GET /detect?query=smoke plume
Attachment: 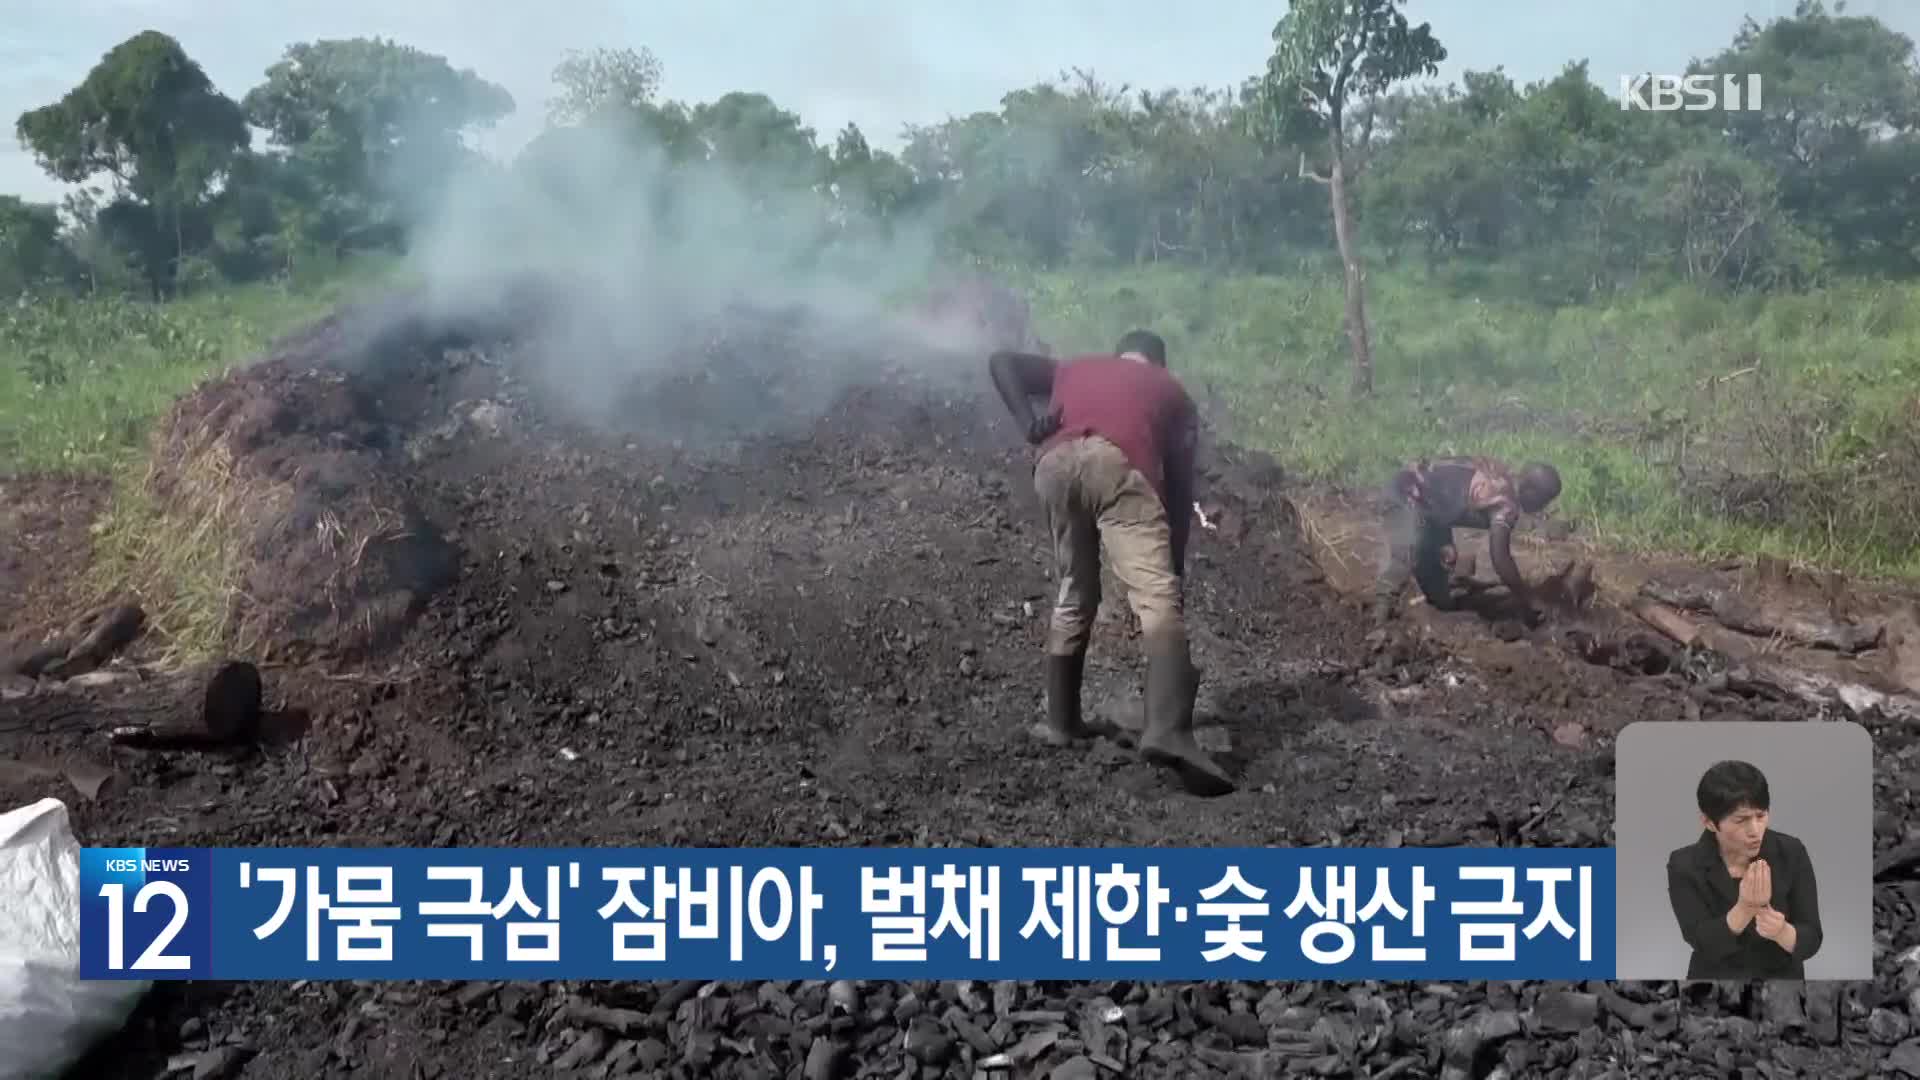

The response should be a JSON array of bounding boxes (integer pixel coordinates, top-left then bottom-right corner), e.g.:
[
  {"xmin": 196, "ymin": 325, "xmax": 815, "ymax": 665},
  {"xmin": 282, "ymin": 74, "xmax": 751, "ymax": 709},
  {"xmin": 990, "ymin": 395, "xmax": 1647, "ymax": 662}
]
[{"xmin": 392, "ymin": 110, "xmax": 1010, "ymax": 445}]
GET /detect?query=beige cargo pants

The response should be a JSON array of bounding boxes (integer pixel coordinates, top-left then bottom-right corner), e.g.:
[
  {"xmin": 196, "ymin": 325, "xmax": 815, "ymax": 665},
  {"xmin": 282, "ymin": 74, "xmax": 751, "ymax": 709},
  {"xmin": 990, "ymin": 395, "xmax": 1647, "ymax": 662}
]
[{"xmin": 1033, "ymin": 435, "xmax": 1183, "ymax": 656}]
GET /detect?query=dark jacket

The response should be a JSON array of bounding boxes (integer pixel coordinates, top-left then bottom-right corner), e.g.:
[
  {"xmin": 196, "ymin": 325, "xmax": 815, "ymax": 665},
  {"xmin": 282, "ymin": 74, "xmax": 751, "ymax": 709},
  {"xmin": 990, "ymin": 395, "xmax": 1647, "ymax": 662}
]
[{"xmin": 1666, "ymin": 827, "xmax": 1823, "ymax": 980}]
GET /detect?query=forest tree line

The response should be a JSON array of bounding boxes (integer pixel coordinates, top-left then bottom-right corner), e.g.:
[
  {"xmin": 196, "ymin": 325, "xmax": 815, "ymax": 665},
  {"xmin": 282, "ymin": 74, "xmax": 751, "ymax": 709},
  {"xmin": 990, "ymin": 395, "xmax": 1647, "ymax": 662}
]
[{"xmin": 2, "ymin": 0, "xmax": 1915, "ymax": 313}]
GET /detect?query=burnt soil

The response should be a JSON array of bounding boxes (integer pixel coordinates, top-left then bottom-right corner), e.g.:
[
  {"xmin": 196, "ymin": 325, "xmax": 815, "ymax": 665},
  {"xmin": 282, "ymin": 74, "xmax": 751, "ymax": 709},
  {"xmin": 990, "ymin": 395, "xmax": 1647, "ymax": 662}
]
[{"xmin": 5, "ymin": 294, "xmax": 1920, "ymax": 1080}]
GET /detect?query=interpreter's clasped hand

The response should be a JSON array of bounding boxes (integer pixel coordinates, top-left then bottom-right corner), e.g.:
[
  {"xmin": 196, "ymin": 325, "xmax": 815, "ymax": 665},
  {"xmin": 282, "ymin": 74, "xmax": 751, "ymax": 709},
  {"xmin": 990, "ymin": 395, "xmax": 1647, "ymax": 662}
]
[
  {"xmin": 1754, "ymin": 907, "xmax": 1788, "ymax": 940},
  {"xmin": 1738, "ymin": 858, "xmax": 1773, "ymax": 911}
]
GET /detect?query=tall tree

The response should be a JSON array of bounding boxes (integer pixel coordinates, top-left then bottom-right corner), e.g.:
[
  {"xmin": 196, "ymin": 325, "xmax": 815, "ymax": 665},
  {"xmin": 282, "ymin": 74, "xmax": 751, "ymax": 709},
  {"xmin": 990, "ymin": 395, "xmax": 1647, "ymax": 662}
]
[
  {"xmin": 829, "ymin": 123, "xmax": 919, "ymax": 224},
  {"xmin": 1262, "ymin": 0, "xmax": 1446, "ymax": 396},
  {"xmin": 243, "ymin": 37, "xmax": 514, "ymax": 249},
  {"xmin": 15, "ymin": 30, "xmax": 249, "ymax": 296},
  {"xmin": 546, "ymin": 46, "xmax": 664, "ymax": 126},
  {"xmin": 690, "ymin": 92, "xmax": 828, "ymax": 183},
  {"xmin": 1702, "ymin": 0, "xmax": 1920, "ymax": 275}
]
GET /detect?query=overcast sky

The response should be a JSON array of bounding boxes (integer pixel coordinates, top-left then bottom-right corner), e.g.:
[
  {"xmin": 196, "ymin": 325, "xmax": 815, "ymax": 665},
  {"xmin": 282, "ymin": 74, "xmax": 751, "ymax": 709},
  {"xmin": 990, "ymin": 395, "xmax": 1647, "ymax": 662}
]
[{"xmin": 5, "ymin": 1, "xmax": 1915, "ymax": 203}]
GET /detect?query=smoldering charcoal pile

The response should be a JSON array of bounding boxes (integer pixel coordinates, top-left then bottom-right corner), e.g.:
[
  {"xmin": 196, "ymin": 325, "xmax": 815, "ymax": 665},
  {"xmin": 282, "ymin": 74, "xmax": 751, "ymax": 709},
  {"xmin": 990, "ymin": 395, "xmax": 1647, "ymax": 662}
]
[{"xmin": 8, "ymin": 292, "xmax": 1913, "ymax": 1079}]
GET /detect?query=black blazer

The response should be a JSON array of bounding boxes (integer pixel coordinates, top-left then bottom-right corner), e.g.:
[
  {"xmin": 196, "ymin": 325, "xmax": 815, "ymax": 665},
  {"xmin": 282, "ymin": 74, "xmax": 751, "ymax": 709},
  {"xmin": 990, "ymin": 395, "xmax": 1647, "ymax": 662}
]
[{"xmin": 1666, "ymin": 827, "xmax": 1823, "ymax": 980}]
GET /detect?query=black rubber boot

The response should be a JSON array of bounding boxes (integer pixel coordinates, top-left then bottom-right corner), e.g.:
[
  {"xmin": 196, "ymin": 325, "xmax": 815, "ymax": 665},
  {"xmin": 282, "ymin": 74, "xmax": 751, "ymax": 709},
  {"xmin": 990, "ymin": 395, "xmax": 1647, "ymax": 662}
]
[
  {"xmin": 1139, "ymin": 631, "xmax": 1234, "ymax": 797},
  {"xmin": 1043, "ymin": 651, "xmax": 1090, "ymax": 746}
]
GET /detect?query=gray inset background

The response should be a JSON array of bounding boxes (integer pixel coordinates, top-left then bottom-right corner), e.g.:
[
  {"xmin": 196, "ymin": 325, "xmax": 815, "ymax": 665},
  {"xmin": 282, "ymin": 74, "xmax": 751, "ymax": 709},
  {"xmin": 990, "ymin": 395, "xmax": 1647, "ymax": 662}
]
[{"xmin": 1614, "ymin": 720, "xmax": 1873, "ymax": 981}]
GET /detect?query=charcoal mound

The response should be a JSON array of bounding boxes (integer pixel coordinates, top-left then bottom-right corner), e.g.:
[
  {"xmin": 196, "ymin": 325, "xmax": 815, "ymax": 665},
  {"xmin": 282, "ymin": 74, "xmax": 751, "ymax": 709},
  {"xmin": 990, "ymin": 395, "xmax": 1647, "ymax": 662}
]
[
  {"xmin": 10, "ymin": 279, "xmax": 1918, "ymax": 1077},
  {"xmin": 130, "ymin": 277, "xmax": 592, "ymax": 662},
  {"xmin": 145, "ymin": 357, "xmax": 457, "ymax": 661}
]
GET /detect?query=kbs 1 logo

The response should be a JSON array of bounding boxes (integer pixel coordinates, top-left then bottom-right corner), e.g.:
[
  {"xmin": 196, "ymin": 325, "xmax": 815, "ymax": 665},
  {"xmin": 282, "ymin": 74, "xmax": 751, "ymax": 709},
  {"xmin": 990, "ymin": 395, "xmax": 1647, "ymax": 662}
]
[{"xmin": 1619, "ymin": 74, "xmax": 1764, "ymax": 112}]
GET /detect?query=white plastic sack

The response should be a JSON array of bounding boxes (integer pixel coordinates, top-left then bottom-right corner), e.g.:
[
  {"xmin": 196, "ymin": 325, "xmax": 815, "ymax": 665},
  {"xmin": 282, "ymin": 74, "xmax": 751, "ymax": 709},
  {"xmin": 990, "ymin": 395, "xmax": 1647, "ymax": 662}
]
[{"xmin": 0, "ymin": 798, "xmax": 149, "ymax": 1080}]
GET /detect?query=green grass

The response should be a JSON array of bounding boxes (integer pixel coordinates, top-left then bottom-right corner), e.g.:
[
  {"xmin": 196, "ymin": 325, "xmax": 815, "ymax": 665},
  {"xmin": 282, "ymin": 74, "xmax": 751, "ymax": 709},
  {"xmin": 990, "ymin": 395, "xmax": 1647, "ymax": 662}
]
[
  {"xmin": 0, "ymin": 258, "xmax": 402, "ymax": 657},
  {"xmin": 0, "ymin": 256, "xmax": 398, "ymax": 473},
  {"xmin": 82, "ymin": 456, "xmax": 252, "ymax": 662},
  {"xmin": 1010, "ymin": 263, "xmax": 1920, "ymax": 579},
  {"xmin": 7, "ymin": 254, "xmax": 1920, "ymax": 586}
]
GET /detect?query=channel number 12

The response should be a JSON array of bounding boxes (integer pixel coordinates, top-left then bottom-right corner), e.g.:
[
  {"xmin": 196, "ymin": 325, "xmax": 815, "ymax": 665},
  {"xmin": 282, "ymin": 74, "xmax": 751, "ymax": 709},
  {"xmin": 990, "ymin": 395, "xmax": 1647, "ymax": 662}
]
[{"xmin": 97, "ymin": 881, "xmax": 192, "ymax": 970}]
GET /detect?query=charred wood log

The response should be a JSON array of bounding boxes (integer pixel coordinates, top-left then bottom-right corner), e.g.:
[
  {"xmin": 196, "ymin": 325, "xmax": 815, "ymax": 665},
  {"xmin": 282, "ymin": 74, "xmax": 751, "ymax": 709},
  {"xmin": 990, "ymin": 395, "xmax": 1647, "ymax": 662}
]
[
  {"xmin": 1638, "ymin": 578, "xmax": 1881, "ymax": 653},
  {"xmin": 1627, "ymin": 598, "xmax": 1920, "ymax": 722},
  {"xmin": 1, "ymin": 601, "xmax": 146, "ymax": 679},
  {"xmin": 3, "ymin": 660, "xmax": 264, "ymax": 748},
  {"xmin": 1720, "ymin": 660, "xmax": 1920, "ymax": 724}
]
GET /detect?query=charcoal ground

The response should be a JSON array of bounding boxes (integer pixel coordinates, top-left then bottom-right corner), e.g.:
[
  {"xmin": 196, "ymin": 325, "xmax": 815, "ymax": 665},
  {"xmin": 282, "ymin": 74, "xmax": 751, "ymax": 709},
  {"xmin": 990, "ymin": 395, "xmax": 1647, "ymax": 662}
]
[{"xmin": 5, "ymin": 301, "xmax": 1920, "ymax": 1080}]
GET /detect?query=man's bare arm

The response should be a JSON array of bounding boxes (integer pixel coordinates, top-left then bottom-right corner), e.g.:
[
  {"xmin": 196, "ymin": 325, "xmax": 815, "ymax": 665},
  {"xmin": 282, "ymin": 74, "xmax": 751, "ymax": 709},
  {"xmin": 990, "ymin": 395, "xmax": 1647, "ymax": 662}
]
[
  {"xmin": 1488, "ymin": 516, "xmax": 1530, "ymax": 604},
  {"xmin": 1164, "ymin": 411, "xmax": 1198, "ymax": 578},
  {"xmin": 987, "ymin": 350, "xmax": 1058, "ymax": 442}
]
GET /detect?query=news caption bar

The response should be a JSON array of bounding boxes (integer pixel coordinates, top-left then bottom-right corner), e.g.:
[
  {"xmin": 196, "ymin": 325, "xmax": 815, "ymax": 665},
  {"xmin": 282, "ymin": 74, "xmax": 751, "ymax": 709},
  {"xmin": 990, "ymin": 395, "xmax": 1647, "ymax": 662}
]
[{"xmin": 80, "ymin": 848, "xmax": 1615, "ymax": 981}]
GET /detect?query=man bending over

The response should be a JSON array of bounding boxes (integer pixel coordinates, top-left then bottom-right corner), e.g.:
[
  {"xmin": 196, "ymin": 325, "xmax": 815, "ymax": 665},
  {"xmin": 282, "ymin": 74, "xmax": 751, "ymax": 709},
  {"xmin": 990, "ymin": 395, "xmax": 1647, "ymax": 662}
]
[
  {"xmin": 1372, "ymin": 455, "xmax": 1562, "ymax": 624},
  {"xmin": 988, "ymin": 330, "xmax": 1233, "ymax": 797}
]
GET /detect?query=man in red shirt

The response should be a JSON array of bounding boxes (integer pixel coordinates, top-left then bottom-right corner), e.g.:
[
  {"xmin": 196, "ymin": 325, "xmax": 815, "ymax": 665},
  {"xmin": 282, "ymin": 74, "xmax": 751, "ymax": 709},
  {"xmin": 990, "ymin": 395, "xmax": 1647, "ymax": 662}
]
[{"xmin": 988, "ymin": 330, "xmax": 1234, "ymax": 797}]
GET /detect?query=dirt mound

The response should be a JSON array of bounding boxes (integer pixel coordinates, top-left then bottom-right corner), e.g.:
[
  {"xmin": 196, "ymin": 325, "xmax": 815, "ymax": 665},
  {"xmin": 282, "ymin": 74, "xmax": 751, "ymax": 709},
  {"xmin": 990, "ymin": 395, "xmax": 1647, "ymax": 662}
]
[
  {"xmin": 126, "ymin": 275, "xmax": 1028, "ymax": 661},
  {"xmin": 4, "ymin": 284, "xmax": 1915, "ymax": 1077},
  {"xmin": 597, "ymin": 303, "xmax": 987, "ymax": 451},
  {"xmin": 115, "ymin": 282, "xmax": 570, "ymax": 660},
  {"xmin": 142, "ymin": 357, "xmax": 457, "ymax": 660},
  {"xmin": 0, "ymin": 473, "xmax": 108, "ymax": 650}
]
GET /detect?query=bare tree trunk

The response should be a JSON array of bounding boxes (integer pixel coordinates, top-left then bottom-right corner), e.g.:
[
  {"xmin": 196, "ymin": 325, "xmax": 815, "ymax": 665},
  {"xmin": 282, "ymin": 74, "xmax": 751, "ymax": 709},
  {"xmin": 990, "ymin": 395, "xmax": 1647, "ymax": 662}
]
[
  {"xmin": 1324, "ymin": 130, "xmax": 1374, "ymax": 397},
  {"xmin": 170, "ymin": 201, "xmax": 184, "ymax": 299}
]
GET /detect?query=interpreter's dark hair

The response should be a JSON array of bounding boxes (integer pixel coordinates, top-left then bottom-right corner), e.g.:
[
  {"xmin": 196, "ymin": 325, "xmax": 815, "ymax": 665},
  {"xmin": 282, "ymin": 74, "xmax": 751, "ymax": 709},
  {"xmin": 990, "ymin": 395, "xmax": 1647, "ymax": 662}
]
[
  {"xmin": 1697, "ymin": 759, "xmax": 1770, "ymax": 823},
  {"xmin": 1115, "ymin": 329, "xmax": 1168, "ymax": 368},
  {"xmin": 1517, "ymin": 462, "xmax": 1562, "ymax": 511}
]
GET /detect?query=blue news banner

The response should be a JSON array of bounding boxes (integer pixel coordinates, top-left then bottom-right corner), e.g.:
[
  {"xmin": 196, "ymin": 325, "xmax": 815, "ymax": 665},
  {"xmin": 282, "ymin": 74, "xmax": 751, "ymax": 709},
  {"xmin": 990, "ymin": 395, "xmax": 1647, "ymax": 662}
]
[{"xmin": 79, "ymin": 847, "xmax": 1616, "ymax": 982}]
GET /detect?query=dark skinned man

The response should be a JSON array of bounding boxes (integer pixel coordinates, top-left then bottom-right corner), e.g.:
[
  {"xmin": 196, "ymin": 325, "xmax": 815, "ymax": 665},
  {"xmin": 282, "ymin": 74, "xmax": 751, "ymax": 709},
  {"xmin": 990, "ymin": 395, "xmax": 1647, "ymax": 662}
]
[
  {"xmin": 1371, "ymin": 455, "xmax": 1563, "ymax": 624},
  {"xmin": 988, "ymin": 330, "xmax": 1234, "ymax": 798}
]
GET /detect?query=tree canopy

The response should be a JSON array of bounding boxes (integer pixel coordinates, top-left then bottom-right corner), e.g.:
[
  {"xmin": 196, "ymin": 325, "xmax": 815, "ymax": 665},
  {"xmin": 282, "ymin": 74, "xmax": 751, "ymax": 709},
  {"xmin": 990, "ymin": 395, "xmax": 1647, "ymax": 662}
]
[
  {"xmin": 15, "ymin": 30, "xmax": 249, "ymax": 295},
  {"xmin": 6, "ymin": 5, "xmax": 1919, "ymax": 305}
]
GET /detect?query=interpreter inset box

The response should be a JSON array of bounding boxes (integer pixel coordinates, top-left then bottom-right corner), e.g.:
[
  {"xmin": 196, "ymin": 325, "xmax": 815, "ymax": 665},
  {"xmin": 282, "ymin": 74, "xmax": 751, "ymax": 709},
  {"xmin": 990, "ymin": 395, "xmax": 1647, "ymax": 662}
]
[{"xmin": 1613, "ymin": 720, "xmax": 1872, "ymax": 981}]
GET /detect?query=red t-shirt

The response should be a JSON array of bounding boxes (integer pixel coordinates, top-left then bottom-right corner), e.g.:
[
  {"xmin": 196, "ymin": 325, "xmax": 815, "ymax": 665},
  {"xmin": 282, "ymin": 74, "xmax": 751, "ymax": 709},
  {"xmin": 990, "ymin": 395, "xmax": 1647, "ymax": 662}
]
[{"xmin": 1040, "ymin": 355, "xmax": 1197, "ymax": 509}]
